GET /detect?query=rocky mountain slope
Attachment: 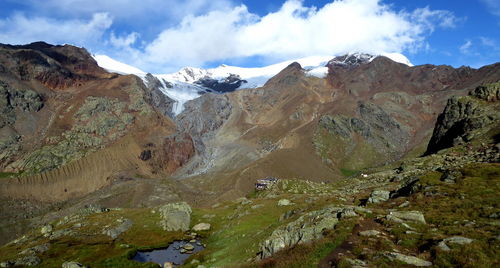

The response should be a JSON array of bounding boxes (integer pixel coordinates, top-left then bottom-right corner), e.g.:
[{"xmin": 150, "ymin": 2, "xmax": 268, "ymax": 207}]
[
  {"xmin": 163, "ymin": 55, "xmax": 499, "ymax": 204},
  {"xmin": 0, "ymin": 42, "xmax": 499, "ymax": 267},
  {"xmin": 0, "ymin": 42, "xmax": 195, "ymax": 243},
  {"xmin": 0, "ymin": 83, "xmax": 498, "ymax": 267}
]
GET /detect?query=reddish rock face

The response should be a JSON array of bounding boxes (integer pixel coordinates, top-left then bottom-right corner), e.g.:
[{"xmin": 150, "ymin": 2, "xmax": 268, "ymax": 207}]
[
  {"xmin": 154, "ymin": 134, "xmax": 196, "ymax": 174},
  {"xmin": 327, "ymin": 56, "xmax": 500, "ymax": 95}
]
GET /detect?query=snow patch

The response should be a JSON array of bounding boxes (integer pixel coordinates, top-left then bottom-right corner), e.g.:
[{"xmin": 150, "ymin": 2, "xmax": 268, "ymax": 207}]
[
  {"xmin": 93, "ymin": 54, "xmax": 146, "ymax": 75},
  {"xmin": 380, "ymin": 52, "xmax": 413, "ymax": 66}
]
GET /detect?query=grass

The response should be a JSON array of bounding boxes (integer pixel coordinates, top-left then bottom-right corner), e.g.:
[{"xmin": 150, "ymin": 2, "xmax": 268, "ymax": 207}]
[
  {"xmin": 313, "ymin": 128, "xmax": 384, "ymax": 173},
  {"xmin": 240, "ymin": 219, "xmax": 356, "ymax": 268},
  {"xmin": 0, "ymin": 207, "xmax": 187, "ymax": 268},
  {"xmin": 340, "ymin": 168, "xmax": 358, "ymax": 177},
  {"xmin": 396, "ymin": 163, "xmax": 500, "ymax": 267},
  {"xmin": 1, "ymin": 159, "xmax": 497, "ymax": 268},
  {"xmin": 0, "ymin": 172, "xmax": 17, "ymax": 179},
  {"xmin": 183, "ymin": 184, "xmax": 347, "ymax": 267}
]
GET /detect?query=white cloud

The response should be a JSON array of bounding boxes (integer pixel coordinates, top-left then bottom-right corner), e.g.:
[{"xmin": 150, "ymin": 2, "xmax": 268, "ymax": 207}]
[
  {"xmin": 479, "ymin": 36, "xmax": 498, "ymax": 49},
  {"xmin": 126, "ymin": 0, "xmax": 457, "ymax": 72},
  {"xmin": 480, "ymin": 0, "xmax": 500, "ymax": 17},
  {"xmin": 11, "ymin": 0, "xmax": 233, "ymax": 24},
  {"xmin": 0, "ymin": 12, "xmax": 112, "ymax": 46},
  {"xmin": 110, "ymin": 32, "xmax": 139, "ymax": 48},
  {"xmin": 459, "ymin": 40, "xmax": 473, "ymax": 54},
  {"xmin": 0, "ymin": 0, "xmax": 459, "ymax": 72}
]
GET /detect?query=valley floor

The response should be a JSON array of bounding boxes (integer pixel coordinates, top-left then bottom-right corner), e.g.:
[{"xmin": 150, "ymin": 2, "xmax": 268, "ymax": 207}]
[{"xmin": 0, "ymin": 141, "xmax": 498, "ymax": 267}]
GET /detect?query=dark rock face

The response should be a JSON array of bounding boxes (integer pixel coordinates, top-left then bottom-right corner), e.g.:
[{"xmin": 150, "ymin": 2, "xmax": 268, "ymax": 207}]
[
  {"xmin": 143, "ymin": 73, "xmax": 176, "ymax": 118},
  {"xmin": 139, "ymin": 150, "xmax": 152, "ymax": 161},
  {"xmin": 426, "ymin": 82, "xmax": 500, "ymax": 155},
  {"xmin": 328, "ymin": 53, "xmax": 374, "ymax": 68},
  {"xmin": 0, "ymin": 81, "xmax": 44, "ymax": 167},
  {"xmin": 318, "ymin": 101, "xmax": 408, "ymax": 153},
  {"xmin": 195, "ymin": 74, "xmax": 247, "ymax": 93},
  {"xmin": 173, "ymin": 93, "xmax": 232, "ymax": 175},
  {"xmin": 0, "ymin": 42, "xmax": 111, "ymax": 90},
  {"xmin": 0, "ymin": 81, "xmax": 43, "ymax": 128}
]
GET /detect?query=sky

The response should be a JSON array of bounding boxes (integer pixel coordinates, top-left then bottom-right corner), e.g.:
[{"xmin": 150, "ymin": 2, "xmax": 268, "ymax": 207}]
[{"xmin": 0, "ymin": 0, "xmax": 499, "ymax": 73}]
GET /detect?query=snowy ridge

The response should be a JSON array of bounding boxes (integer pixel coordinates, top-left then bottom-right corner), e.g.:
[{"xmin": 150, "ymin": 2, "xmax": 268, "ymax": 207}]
[
  {"xmin": 160, "ymin": 55, "xmax": 335, "ymax": 88},
  {"xmin": 93, "ymin": 53, "xmax": 412, "ymax": 115},
  {"xmin": 92, "ymin": 55, "xmax": 146, "ymax": 76}
]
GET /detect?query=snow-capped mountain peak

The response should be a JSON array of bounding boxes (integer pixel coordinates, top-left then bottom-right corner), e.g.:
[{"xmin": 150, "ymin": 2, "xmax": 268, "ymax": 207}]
[{"xmin": 93, "ymin": 53, "xmax": 413, "ymax": 116}]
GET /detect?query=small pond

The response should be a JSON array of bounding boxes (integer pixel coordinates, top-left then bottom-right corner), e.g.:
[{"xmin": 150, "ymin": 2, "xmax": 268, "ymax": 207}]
[{"xmin": 132, "ymin": 239, "xmax": 205, "ymax": 267}]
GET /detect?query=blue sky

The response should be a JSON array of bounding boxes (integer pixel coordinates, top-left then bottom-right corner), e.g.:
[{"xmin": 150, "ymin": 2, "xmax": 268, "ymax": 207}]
[{"xmin": 0, "ymin": 0, "xmax": 499, "ymax": 72}]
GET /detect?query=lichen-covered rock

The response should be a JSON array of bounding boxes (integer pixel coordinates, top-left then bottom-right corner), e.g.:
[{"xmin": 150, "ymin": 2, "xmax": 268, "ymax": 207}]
[
  {"xmin": 359, "ymin": 230, "xmax": 380, "ymax": 237},
  {"xmin": 387, "ymin": 211, "xmax": 426, "ymax": 224},
  {"xmin": 277, "ymin": 199, "xmax": 292, "ymax": 206},
  {"xmin": 437, "ymin": 236, "xmax": 474, "ymax": 251},
  {"xmin": 62, "ymin": 261, "xmax": 88, "ymax": 268},
  {"xmin": 192, "ymin": 223, "xmax": 211, "ymax": 231},
  {"xmin": 158, "ymin": 202, "xmax": 192, "ymax": 231},
  {"xmin": 40, "ymin": 224, "xmax": 53, "ymax": 236},
  {"xmin": 14, "ymin": 255, "xmax": 40, "ymax": 267},
  {"xmin": 16, "ymin": 96, "xmax": 136, "ymax": 174},
  {"xmin": 471, "ymin": 82, "xmax": 499, "ymax": 101},
  {"xmin": 368, "ymin": 190, "xmax": 390, "ymax": 203},
  {"xmin": 384, "ymin": 252, "xmax": 432, "ymax": 266},
  {"xmin": 19, "ymin": 243, "xmax": 50, "ymax": 255},
  {"xmin": 259, "ymin": 206, "xmax": 359, "ymax": 258},
  {"xmin": 102, "ymin": 219, "xmax": 133, "ymax": 239},
  {"xmin": 0, "ymin": 81, "xmax": 43, "ymax": 127},
  {"xmin": 426, "ymin": 83, "xmax": 500, "ymax": 155}
]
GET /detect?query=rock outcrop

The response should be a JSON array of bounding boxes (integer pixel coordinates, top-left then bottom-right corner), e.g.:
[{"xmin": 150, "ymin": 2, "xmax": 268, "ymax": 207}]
[
  {"xmin": 158, "ymin": 202, "xmax": 192, "ymax": 231},
  {"xmin": 259, "ymin": 206, "xmax": 361, "ymax": 259},
  {"xmin": 173, "ymin": 93, "xmax": 232, "ymax": 176},
  {"xmin": 143, "ymin": 73, "xmax": 177, "ymax": 118},
  {"xmin": 0, "ymin": 42, "xmax": 112, "ymax": 90},
  {"xmin": 426, "ymin": 82, "xmax": 500, "ymax": 155}
]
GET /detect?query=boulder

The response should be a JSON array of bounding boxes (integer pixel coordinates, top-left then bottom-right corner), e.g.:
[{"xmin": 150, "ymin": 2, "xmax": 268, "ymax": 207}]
[
  {"xmin": 103, "ymin": 219, "xmax": 133, "ymax": 239},
  {"xmin": 384, "ymin": 252, "xmax": 432, "ymax": 266},
  {"xmin": 338, "ymin": 208, "xmax": 357, "ymax": 219},
  {"xmin": 41, "ymin": 224, "xmax": 53, "ymax": 236},
  {"xmin": 14, "ymin": 255, "xmax": 40, "ymax": 267},
  {"xmin": 260, "ymin": 206, "xmax": 344, "ymax": 258},
  {"xmin": 20, "ymin": 243, "xmax": 50, "ymax": 255},
  {"xmin": 440, "ymin": 170, "xmax": 461, "ymax": 183},
  {"xmin": 183, "ymin": 243, "xmax": 195, "ymax": 251},
  {"xmin": 277, "ymin": 199, "xmax": 292, "ymax": 206},
  {"xmin": 437, "ymin": 236, "xmax": 474, "ymax": 251},
  {"xmin": 344, "ymin": 258, "xmax": 367, "ymax": 267},
  {"xmin": 359, "ymin": 230, "xmax": 380, "ymax": 237},
  {"xmin": 390, "ymin": 177, "xmax": 420, "ymax": 198},
  {"xmin": 0, "ymin": 261, "xmax": 13, "ymax": 268},
  {"xmin": 158, "ymin": 202, "xmax": 192, "ymax": 231},
  {"xmin": 192, "ymin": 223, "xmax": 211, "ymax": 231},
  {"xmin": 163, "ymin": 262, "xmax": 174, "ymax": 268},
  {"xmin": 62, "ymin": 261, "xmax": 88, "ymax": 268},
  {"xmin": 368, "ymin": 190, "xmax": 390, "ymax": 203},
  {"xmin": 387, "ymin": 211, "xmax": 426, "ymax": 224}
]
